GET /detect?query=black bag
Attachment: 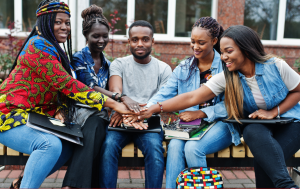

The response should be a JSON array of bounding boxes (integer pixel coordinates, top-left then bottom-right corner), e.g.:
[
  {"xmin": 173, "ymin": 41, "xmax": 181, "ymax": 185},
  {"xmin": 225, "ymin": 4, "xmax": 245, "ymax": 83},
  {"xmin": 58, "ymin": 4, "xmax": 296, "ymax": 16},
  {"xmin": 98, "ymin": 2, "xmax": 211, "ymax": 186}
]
[{"xmin": 176, "ymin": 167, "xmax": 224, "ymax": 188}]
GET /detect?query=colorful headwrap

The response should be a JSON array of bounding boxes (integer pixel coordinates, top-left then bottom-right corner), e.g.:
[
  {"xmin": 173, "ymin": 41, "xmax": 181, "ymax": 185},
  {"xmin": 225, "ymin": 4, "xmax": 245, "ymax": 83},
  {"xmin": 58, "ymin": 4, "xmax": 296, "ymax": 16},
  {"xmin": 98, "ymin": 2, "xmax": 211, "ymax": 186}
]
[{"xmin": 36, "ymin": 2, "xmax": 71, "ymax": 17}]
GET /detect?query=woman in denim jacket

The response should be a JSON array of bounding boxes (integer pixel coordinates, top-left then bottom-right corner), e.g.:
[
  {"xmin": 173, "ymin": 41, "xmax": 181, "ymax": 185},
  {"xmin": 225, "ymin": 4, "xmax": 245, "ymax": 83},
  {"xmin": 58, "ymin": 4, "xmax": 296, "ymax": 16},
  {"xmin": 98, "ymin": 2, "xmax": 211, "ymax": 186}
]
[
  {"xmin": 138, "ymin": 25, "xmax": 300, "ymax": 188},
  {"xmin": 147, "ymin": 17, "xmax": 240, "ymax": 188}
]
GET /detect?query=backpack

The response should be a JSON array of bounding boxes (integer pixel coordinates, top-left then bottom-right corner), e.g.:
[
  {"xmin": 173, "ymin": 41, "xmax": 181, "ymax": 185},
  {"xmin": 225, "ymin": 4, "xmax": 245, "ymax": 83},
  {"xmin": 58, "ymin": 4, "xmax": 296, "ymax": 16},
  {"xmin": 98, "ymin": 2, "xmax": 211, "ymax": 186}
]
[{"xmin": 176, "ymin": 167, "xmax": 224, "ymax": 189}]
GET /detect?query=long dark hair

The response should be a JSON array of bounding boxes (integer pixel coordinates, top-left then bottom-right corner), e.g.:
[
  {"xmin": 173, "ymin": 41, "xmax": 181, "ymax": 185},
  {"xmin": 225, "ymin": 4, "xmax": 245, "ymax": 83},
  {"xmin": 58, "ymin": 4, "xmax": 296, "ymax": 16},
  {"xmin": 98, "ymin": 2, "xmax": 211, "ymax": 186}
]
[
  {"xmin": 181, "ymin": 17, "xmax": 224, "ymax": 81},
  {"xmin": 221, "ymin": 25, "xmax": 275, "ymax": 122},
  {"xmin": 9, "ymin": 0, "xmax": 75, "ymax": 124}
]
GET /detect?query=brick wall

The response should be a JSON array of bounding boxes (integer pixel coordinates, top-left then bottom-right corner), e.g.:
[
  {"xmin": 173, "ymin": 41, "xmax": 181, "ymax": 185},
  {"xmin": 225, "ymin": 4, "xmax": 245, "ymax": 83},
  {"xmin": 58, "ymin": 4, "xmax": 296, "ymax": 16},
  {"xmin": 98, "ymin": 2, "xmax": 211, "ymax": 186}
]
[{"xmin": 105, "ymin": 0, "xmax": 299, "ymax": 70}]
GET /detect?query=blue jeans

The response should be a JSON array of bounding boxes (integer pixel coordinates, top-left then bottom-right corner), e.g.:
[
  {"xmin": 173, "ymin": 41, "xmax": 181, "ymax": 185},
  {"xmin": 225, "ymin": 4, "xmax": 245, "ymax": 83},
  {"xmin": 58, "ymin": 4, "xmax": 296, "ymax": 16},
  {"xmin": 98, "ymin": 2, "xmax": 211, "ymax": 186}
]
[
  {"xmin": 243, "ymin": 122, "xmax": 300, "ymax": 188},
  {"xmin": 0, "ymin": 125, "xmax": 73, "ymax": 188},
  {"xmin": 99, "ymin": 129, "xmax": 165, "ymax": 188},
  {"xmin": 166, "ymin": 121, "xmax": 232, "ymax": 188}
]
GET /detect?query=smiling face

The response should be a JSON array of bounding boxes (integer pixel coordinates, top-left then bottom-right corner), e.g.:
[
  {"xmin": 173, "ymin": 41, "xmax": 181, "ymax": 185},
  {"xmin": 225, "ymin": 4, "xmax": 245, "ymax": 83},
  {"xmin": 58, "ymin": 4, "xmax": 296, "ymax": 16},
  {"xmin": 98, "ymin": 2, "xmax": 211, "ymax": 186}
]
[
  {"xmin": 128, "ymin": 26, "xmax": 154, "ymax": 61},
  {"xmin": 220, "ymin": 37, "xmax": 247, "ymax": 72},
  {"xmin": 53, "ymin": 13, "xmax": 71, "ymax": 43},
  {"xmin": 86, "ymin": 23, "xmax": 109, "ymax": 53},
  {"xmin": 190, "ymin": 27, "xmax": 217, "ymax": 60}
]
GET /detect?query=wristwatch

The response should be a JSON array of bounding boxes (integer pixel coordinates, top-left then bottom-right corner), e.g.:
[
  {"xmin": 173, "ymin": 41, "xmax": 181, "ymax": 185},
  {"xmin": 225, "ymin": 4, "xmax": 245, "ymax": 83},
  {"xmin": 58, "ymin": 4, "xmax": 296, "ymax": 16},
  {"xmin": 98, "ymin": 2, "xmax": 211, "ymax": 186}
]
[
  {"xmin": 118, "ymin": 93, "xmax": 127, "ymax": 102},
  {"xmin": 112, "ymin": 93, "xmax": 119, "ymax": 101}
]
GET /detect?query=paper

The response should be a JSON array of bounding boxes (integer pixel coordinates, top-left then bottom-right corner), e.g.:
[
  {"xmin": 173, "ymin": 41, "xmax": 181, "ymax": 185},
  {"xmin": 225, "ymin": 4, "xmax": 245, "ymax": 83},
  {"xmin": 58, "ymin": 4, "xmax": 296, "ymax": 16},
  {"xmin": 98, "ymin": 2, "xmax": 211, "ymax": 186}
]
[{"xmin": 49, "ymin": 119, "xmax": 65, "ymax": 127}]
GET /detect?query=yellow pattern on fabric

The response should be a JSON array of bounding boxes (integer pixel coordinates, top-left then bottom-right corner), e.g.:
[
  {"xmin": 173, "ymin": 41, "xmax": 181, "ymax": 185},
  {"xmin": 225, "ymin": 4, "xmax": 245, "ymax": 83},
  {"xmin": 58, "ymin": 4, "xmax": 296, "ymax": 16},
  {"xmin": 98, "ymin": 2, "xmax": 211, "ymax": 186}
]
[{"xmin": 67, "ymin": 91, "xmax": 108, "ymax": 111}]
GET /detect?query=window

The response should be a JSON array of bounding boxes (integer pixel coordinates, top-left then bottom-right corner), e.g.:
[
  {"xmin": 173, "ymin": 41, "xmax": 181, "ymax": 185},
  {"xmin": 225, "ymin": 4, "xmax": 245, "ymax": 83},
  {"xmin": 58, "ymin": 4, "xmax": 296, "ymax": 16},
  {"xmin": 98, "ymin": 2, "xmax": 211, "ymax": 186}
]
[
  {"xmin": 284, "ymin": 0, "xmax": 300, "ymax": 39},
  {"xmin": 90, "ymin": 0, "xmax": 127, "ymax": 35},
  {"xmin": 0, "ymin": 0, "xmax": 14, "ymax": 29},
  {"xmin": 22, "ymin": 0, "xmax": 40, "ymax": 31},
  {"xmin": 175, "ymin": 0, "xmax": 212, "ymax": 37},
  {"xmin": 244, "ymin": 0, "xmax": 300, "ymax": 45},
  {"xmin": 244, "ymin": 0, "xmax": 279, "ymax": 40},
  {"xmin": 135, "ymin": 0, "xmax": 168, "ymax": 34}
]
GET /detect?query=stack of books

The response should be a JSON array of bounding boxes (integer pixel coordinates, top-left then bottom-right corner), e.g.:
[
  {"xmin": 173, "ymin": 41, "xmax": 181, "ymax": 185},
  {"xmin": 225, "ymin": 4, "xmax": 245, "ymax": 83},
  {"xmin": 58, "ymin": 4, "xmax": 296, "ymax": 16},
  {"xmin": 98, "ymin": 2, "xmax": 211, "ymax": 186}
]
[{"xmin": 164, "ymin": 118, "xmax": 216, "ymax": 140}]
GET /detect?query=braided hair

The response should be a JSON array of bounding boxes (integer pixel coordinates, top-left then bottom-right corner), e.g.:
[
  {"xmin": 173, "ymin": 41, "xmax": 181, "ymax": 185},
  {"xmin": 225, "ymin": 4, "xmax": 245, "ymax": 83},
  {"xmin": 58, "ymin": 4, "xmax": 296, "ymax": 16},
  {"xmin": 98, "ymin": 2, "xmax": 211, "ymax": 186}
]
[
  {"xmin": 81, "ymin": 4, "xmax": 110, "ymax": 38},
  {"xmin": 9, "ymin": 0, "xmax": 75, "ymax": 125},
  {"xmin": 180, "ymin": 17, "xmax": 224, "ymax": 81}
]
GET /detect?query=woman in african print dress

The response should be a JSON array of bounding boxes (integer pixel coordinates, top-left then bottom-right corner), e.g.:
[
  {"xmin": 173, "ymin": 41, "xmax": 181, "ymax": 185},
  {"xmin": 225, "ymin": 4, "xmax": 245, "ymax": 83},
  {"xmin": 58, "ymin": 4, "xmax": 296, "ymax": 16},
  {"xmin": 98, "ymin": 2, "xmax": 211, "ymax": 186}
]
[{"xmin": 0, "ymin": 1, "xmax": 133, "ymax": 188}]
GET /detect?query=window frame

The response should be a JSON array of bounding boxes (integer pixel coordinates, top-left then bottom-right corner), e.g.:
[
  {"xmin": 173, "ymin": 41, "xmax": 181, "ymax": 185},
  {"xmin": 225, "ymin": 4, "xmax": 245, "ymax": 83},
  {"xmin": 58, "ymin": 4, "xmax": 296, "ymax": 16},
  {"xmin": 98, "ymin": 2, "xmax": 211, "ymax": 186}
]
[{"xmin": 1, "ymin": 0, "xmax": 299, "ymax": 47}]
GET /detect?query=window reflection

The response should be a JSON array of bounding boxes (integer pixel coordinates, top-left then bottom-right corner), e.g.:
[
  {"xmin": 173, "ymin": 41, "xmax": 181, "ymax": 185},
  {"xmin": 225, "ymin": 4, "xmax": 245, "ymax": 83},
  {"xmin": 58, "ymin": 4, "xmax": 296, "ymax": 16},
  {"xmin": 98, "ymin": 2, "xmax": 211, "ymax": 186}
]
[
  {"xmin": 0, "ymin": 0, "xmax": 14, "ymax": 29},
  {"xmin": 90, "ymin": 0, "xmax": 127, "ymax": 35},
  {"xmin": 244, "ymin": 0, "xmax": 279, "ymax": 40},
  {"xmin": 135, "ymin": 0, "xmax": 168, "ymax": 34},
  {"xmin": 284, "ymin": 0, "xmax": 300, "ymax": 39},
  {"xmin": 23, "ymin": 0, "xmax": 40, "ymax": 31},
  {"xmin": 175, "ymin": 0, "xmax": 212, "ymax": 37}
]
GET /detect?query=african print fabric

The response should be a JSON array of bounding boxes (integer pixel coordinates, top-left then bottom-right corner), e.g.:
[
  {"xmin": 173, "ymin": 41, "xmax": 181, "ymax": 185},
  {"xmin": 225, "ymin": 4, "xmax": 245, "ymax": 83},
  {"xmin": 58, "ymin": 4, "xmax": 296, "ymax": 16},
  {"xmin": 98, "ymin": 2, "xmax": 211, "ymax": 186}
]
[
  {"xmin": 176, "ymin": 167, "xmax": 223, "ymax": 189},
  {"xmin": 0, "ymin": 35, "xmax": 107, "ymax": 132}
]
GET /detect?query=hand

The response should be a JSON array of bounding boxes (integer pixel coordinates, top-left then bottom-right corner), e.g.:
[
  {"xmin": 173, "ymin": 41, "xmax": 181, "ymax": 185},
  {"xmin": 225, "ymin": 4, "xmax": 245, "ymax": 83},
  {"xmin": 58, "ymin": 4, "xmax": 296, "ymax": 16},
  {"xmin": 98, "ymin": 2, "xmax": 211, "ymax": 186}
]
[
  {"xmin": 249, "ymin": 109, "xmax": 277, "ymax": 119},
  {"xmin": 54, "ymin": 110, "xmax": 64, "ymax": 123},
  {"xmin": 179, "ymin": 110, "xmax": 206, "ymax": 122},
  {"xmin": 121, "ymin": 96, "xmax": 147, "ymax": 113},
  {"xmin": 109, "ymin": 112, "xmax": 123, "ymax": 127},
  {"xmin": 123, "ymin": 116, "xmax": 148, "ymax": 130},
  {"xmin": 113, "ymin": 102, "xmax": 134, "ymax": 115},
  {"xmin": 123, "ymin": 109, "xmax": 154, "ymax": 122}
]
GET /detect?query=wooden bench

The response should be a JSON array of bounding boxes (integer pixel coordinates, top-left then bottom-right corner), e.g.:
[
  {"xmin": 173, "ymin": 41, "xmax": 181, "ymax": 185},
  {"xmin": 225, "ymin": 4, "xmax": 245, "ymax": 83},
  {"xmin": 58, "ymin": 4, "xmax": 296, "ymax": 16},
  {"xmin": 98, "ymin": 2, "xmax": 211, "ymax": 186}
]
[{"xmin": 1, "ymin": 139, "xmax": 300, "ymax": 167}]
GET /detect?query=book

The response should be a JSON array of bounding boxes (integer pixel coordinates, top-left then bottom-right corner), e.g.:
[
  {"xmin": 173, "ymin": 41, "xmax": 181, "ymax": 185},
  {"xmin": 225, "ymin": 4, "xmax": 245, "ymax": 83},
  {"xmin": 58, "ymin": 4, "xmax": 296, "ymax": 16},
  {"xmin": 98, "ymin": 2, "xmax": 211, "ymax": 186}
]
[
  {"xmin": 26, "ymin": 112, "xmax": 83, "ymax": 146},
  {"xmin": 165, "ymin": 122, "xmax": 216, "ymax": 140},
  {"xmin": 179, "ymin": 118, "xmax": 201, "ymax": 128},
  {"xmin": 164, "ymin": 119, "xmax": 207, "ymax": 138}
]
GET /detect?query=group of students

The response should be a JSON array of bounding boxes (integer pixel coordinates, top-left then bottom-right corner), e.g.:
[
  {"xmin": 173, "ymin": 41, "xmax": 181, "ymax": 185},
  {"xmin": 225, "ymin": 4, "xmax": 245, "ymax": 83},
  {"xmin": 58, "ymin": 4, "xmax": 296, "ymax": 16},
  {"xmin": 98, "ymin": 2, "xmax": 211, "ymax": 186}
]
[{"xmin": 0, "ymin": 0, "xmax": 300, "ymax": 188}]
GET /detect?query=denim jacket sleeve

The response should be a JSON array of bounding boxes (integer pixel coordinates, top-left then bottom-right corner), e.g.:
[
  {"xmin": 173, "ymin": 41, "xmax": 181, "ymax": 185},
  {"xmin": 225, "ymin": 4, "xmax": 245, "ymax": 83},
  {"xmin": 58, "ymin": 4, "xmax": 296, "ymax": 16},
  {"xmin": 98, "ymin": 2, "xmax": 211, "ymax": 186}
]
[
  {"xmin": 147, "ymin": 67, "xmax": 179, "ymax": 107},
  {"xmin": 73, "ymin": 54, "xmax": 97, "ymax": 88},
  {"xmin": 201, "ymin": 98, "xmax": 228, "ymax": 122}
]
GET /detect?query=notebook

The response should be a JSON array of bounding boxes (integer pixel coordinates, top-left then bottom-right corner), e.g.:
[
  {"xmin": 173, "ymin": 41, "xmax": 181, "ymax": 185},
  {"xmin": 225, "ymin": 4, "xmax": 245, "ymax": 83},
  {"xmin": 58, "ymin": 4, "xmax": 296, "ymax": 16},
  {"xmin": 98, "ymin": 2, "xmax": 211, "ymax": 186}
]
[
  {"xmin": 108, "ymin": 115, "xmax": 161, "ymax": 133},
  {"xmin": 165, "ymin": 121, "xmax": 216, "ymax": 140},
  {"xmin": 179, "ymin": 118, "xmax": 202, "ymax": 128},
  {"xmin": 26, "ymin": 112, "xmax": 83, "ymax": 146},
  {"xmin": 222, "ymin": 117, "xmax": 294, "ymax": 124}
]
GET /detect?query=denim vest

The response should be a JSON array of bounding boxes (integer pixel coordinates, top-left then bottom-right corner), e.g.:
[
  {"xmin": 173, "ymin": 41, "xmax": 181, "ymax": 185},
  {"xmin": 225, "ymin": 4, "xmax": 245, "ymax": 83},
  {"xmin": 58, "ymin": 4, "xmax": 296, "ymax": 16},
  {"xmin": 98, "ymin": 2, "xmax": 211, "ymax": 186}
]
[
  {"xmin": 239, "ymin": 59, "xmax": 300, "ymax": 121},
  {"xmin": 147, "ymin": 49, "xmax": 241, "ymax": 145}
]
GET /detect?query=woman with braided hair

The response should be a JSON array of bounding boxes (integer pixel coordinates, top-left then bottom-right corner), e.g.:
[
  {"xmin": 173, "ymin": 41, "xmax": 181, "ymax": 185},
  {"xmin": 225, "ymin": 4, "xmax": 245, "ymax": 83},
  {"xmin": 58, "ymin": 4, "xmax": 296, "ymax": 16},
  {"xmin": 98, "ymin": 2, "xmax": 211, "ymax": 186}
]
[
  {"xmin": 62, "ymin": 5, "xmax": 137, "ymax": 188},
  {"xmin": 146, "ymin": 17, "xmax": 241, "ymax": 188},
  {"xmin": 0, "ymin": 0, "xmax": 134, "ymax": 188}
]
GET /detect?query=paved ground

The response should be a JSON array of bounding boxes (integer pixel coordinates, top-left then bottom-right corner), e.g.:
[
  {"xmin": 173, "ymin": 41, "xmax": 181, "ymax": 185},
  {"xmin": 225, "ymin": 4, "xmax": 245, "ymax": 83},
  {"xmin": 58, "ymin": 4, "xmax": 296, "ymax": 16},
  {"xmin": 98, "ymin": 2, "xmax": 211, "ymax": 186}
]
[{"xmin": 0, "ymin": 169, "xmax": 256, "ymax": 188}]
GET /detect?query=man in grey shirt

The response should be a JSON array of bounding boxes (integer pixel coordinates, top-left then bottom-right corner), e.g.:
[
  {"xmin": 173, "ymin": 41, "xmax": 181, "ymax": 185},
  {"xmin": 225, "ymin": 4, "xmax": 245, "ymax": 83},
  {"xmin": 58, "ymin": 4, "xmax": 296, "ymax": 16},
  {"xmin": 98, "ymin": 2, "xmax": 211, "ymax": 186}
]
[{"xmin": 99, "ymin": 20, "xmax": 172, "ymax": 188}]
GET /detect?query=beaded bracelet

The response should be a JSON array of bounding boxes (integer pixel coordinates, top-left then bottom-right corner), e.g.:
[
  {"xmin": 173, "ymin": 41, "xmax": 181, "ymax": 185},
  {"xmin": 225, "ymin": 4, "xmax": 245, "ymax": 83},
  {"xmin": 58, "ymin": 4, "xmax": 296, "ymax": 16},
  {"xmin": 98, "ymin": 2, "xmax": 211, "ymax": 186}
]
[{"xmin": 157, "ymin": 102, "xmax": 163, "ymax": 113}]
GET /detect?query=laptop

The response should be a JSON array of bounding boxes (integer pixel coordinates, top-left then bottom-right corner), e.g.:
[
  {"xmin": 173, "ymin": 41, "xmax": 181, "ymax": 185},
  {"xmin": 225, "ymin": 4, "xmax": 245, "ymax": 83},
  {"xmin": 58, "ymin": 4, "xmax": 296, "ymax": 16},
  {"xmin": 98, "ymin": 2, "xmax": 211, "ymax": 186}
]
[
  {"xmin": 27, "ymin": 112, "xmax": 83, "ymax": 145},
  {"xmin": 222, "ymin": 117, "xmax": 294, "ymax": 125},
  {"xmin": 108, "ymin": 115, "xmax": 161, "ymax": 133}
]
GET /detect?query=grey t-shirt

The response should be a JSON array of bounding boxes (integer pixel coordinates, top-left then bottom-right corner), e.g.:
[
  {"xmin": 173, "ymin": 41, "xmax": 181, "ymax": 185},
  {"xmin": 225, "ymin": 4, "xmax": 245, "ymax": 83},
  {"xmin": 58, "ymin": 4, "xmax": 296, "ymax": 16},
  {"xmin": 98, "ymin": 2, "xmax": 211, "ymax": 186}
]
[{"xmin": 110, "ymin": 55, "xmax": 172, "ymax": 103}]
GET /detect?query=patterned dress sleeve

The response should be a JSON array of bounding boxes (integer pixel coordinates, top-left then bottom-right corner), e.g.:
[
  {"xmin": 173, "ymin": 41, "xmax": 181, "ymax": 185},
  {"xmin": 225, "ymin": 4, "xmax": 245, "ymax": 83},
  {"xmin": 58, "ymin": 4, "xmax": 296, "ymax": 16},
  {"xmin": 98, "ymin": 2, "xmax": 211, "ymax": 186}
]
[{"xmin": 23, "ymin": 38, "xmax": 108, "ymax": 111}]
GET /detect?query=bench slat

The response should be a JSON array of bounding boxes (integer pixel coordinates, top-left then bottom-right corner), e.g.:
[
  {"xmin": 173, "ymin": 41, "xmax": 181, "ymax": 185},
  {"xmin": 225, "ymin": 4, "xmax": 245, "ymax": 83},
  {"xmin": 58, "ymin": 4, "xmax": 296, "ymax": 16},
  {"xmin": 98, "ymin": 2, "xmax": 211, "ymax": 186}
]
[
  {"xmin": 7, "ymin": 148, "xmax": 20, "ymax": 156},
  {"xmin": 0, "ymin": 144, "xmax": 6, "ymax": 155},
  {"xmin": 122, "ymin": 143, "xmax": 134, "ymax": 157},
  {"xmin": 231, "ymin": 144, "xmax": 245, "ymax": 158},
  {"xmin": 217, "ymin": 147, "xmax": 230, "ymax": 158},
  {"xmin": 206, "ymin": 153, "xmax": 214, "ymax": 158},
  {"xmin": 294, "ymin": 149, "xmax": 300, "ymax": 158}
]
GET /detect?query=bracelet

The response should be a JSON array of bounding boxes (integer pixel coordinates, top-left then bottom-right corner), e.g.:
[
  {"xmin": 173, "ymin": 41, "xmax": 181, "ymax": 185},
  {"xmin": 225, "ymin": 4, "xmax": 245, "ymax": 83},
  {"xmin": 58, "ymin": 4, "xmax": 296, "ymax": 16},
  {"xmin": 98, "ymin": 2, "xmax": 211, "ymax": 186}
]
[
  {"xmin": 118, "ymin": 93, "xmax": 127, "ymax": 102},
  {"xmin": 112, "ymin": 93, "xmax": 119, "ymax": 101},
  {"xmin": 276, "ymin": 106, "xmax": 280, "ymax": 119},
  {"xmin": 157, "ymin": 102, "xmax": 163, "ymax": 113}
]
